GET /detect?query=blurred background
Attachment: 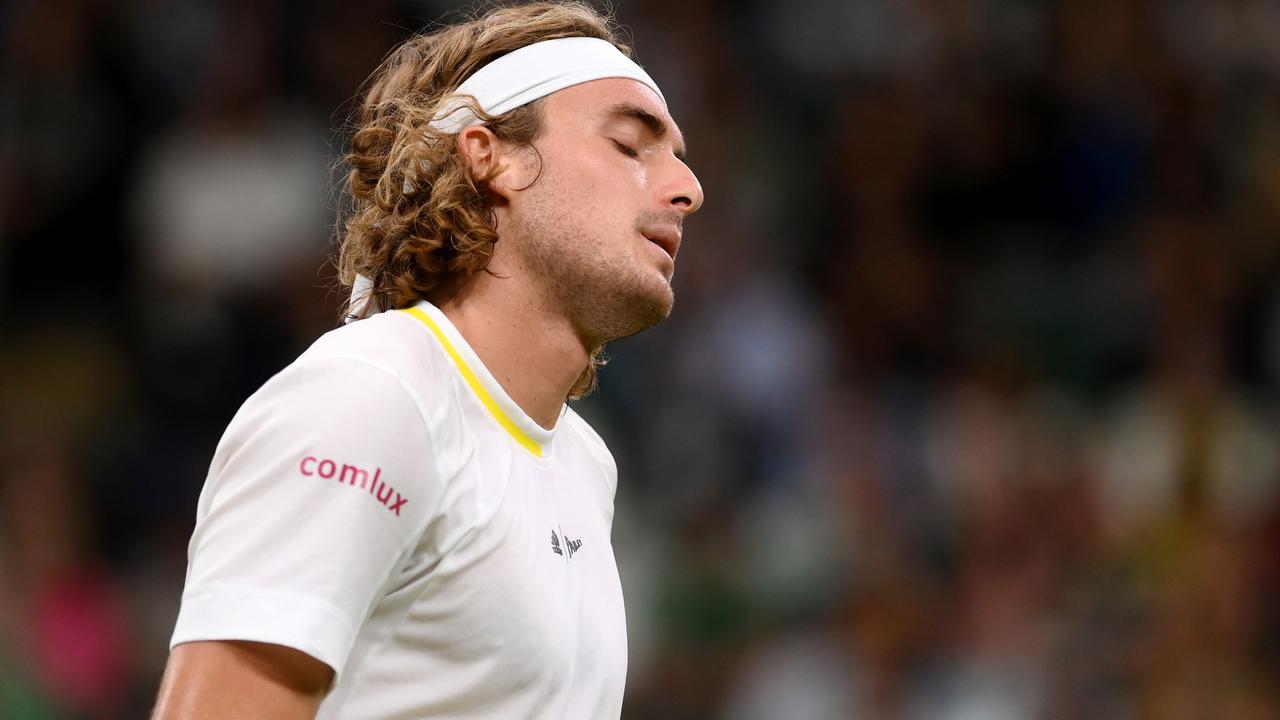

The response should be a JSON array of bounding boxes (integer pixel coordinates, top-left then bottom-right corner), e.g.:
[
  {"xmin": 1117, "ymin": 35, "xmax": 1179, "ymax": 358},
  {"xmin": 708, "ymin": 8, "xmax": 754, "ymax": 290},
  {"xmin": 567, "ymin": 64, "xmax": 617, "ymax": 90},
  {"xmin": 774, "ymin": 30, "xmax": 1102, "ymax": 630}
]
[{"xmin": 3, "ymin": 0, "xmax": 1280, "ymax": 717}]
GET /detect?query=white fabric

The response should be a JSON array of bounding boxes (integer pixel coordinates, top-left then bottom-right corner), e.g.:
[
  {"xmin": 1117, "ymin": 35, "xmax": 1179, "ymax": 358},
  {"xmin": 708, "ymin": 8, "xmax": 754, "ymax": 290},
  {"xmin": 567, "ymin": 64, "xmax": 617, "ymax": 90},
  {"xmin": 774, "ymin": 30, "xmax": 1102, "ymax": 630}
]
[
  {"xmin": 172, "ymin": 300, "xmax": 628, "ymax": 719},
  {"xmin": 346, "ymin": 273, "xmax": 376, "ymax": 323},
  {"xmin": 434, "ymin": 36, "xmax": 662, "ymax": 133},
  {"xmin": 346, "ymin": 36, "xmax": 663, "ymax": 322}
]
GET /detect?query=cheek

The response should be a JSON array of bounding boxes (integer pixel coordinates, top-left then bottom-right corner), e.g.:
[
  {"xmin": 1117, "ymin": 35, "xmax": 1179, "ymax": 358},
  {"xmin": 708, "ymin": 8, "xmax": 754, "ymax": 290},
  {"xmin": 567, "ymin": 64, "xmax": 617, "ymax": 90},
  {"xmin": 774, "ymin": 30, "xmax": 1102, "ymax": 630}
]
[
  {"xmin": 533, "ymin": 148, "xmax": 648, "ymax": 230},
  {"xmin": 553, "ymin": 158, "xmax": 624, "ymax": 199},
  {"xmin": 561, "ymin": 143, "xmax": 648, "ymax": 193},
  {"xmin": 630, "ymin": 162, "xmax": 649, "ymax": 190},
  {"xmin": 584, "ymin": 158, "xmax": 645, "ymax": 196}
]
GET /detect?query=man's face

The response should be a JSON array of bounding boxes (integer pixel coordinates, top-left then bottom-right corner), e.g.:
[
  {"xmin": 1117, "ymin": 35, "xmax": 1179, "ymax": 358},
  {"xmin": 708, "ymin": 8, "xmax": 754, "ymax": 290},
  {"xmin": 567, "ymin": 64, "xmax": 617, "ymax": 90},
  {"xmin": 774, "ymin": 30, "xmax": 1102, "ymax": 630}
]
[{"xmin": 500, "ymin": 77, "xmax": 704, "ymax": 347}]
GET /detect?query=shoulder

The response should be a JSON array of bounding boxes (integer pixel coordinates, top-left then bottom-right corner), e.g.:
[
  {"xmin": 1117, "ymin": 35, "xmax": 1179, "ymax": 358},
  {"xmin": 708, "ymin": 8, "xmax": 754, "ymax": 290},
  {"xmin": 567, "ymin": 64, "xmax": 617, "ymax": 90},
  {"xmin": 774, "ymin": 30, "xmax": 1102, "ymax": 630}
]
[
  {"xmin": 267, "ymin": 310, "xmax": 460, "ymax": 423},
  {"xmin": 300, "ymin": 310, "xmax": 449, "ymax": 387},
  {"xmin": 560, "ymin": 407, "xmax": 615, "ymax": 467},
  {"xmin": 559, "ymin": 407, "xmax": 619, "ymax": 501},
  {"xmin": 215, "ymin": 311, "xmax": 459, "ymax": 480}
]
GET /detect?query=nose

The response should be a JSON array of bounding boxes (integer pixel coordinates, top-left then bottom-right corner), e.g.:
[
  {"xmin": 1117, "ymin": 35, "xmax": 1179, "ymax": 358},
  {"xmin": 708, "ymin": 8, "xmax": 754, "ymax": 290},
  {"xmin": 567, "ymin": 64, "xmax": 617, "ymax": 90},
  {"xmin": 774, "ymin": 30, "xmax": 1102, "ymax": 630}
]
[{"xmin": 663, "ymin": 157, "xmax": 704, "ymax": 217}]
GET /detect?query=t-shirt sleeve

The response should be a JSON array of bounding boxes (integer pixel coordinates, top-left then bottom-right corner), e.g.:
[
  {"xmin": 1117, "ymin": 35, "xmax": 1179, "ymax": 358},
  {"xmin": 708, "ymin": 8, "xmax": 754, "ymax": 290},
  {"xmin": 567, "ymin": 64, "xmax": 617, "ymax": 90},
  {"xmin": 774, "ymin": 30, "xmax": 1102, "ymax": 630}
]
[{"xmin": 170, "ymin": 355, "xmax": 443, "ymax": 679}]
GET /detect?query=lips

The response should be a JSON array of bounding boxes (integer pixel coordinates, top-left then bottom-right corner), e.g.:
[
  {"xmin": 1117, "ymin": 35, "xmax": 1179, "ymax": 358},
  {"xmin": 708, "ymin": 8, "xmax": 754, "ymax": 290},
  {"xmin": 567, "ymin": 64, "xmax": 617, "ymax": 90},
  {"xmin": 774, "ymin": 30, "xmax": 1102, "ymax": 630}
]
[{"xmin": 641, "ymin": 227, "xmax": 681, "ymax": 261}]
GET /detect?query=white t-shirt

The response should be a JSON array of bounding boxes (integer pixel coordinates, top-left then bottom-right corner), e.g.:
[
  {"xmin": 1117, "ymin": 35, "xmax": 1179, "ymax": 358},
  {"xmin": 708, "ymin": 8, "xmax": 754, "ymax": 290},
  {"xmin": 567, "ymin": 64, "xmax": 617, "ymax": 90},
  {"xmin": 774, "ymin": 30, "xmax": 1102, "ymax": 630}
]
[{"xmin": 171, "ymin": 300, "xmax": 628, "ymax": 719}]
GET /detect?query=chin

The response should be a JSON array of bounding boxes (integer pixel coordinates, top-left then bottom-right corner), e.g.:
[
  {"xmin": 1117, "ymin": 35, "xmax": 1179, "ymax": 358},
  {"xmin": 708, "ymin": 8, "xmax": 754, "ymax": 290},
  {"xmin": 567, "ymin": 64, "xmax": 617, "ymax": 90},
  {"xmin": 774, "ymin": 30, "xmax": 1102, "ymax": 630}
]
[
  {"xmin": 637, "ymin": 273, "xmax": 676, "ymax": 321},
  {"xmin": 589, "ymin": 277, "xmax": 674, "ymax": 345}
]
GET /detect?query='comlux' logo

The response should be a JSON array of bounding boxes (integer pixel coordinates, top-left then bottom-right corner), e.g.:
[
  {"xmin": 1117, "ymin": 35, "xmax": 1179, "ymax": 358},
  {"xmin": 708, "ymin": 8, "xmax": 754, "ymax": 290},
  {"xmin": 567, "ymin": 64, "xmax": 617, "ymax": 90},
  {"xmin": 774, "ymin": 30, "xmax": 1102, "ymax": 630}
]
[{"xmin": 299, "ymin": 456, "xmax": 408, "ymax": 516}]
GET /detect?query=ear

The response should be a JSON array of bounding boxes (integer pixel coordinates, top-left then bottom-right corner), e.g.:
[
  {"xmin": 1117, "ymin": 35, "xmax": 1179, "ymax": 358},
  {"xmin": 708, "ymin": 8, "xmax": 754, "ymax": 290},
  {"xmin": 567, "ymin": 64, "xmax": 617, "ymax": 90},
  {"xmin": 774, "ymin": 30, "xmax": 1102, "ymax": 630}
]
[{"xmin": 456, "ymin": 126, "xmax": 531, "ymax": 203}]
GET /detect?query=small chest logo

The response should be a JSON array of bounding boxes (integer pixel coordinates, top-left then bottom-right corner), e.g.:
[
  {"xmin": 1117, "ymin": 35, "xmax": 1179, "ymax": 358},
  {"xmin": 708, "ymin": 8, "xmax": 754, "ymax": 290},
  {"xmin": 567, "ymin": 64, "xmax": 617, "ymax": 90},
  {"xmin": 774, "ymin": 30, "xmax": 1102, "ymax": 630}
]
[{"xmin": 550, "ymin": 529, "xmax": 583, "ymax": 559}]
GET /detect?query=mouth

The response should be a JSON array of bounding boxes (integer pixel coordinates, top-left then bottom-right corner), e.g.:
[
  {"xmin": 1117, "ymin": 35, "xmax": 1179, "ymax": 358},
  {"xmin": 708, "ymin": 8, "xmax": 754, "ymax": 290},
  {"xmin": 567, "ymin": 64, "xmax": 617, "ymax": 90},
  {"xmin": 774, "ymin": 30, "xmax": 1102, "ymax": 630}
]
[{"xmin": 641, "ymin": 228, "xmax": 681, "ymax": 261}]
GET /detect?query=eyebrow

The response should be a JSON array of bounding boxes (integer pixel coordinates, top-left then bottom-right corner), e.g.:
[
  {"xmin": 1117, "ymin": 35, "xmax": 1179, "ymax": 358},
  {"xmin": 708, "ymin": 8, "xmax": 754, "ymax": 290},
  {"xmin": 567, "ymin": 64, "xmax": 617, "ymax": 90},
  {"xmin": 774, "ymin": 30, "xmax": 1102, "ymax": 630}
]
[{"xmin": 606, "ymin": 102, "xmax": 688, "ymax": 162}]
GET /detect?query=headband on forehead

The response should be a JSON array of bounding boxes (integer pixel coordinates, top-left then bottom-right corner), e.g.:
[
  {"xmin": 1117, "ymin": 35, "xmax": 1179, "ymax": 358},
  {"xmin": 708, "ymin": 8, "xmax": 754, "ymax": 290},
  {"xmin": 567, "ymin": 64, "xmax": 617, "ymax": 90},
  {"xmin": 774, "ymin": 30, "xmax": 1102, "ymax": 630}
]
[
  {"xmin": 347, "ymin": 36, "xmax": 665, "ymax": 323},
  {"xmin": 434, "ymin": 36, "xmax": 664, "ymax": 133}
]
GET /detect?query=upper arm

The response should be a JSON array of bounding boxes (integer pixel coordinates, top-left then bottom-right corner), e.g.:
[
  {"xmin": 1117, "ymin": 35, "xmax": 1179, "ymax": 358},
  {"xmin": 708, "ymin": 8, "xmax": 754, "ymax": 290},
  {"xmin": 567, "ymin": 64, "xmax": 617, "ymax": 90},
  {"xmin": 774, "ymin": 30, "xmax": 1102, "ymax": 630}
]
[
  {"xmin": 170, "ymin": 356, "xmax": 446, "ymax": 686},
  {"xmin": 152, "ymin": 640, "xmax": 333, "ymax": 720}
]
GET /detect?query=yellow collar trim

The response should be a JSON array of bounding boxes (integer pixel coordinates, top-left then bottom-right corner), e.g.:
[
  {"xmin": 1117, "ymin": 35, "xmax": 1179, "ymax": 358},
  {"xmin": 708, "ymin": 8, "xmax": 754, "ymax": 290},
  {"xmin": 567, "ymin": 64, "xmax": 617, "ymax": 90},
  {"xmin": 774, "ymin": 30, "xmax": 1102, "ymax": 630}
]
[{"xmin": 400, "ymin": 307, "xmax": 544, "ymax": 458}]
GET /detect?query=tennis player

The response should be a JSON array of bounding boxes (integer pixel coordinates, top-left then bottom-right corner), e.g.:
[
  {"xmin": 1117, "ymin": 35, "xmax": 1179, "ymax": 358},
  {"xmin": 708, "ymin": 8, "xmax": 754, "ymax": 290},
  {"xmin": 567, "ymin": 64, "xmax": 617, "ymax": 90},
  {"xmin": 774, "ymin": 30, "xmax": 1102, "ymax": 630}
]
[{"xmin": 150, "ymin": 2, "xmax": 702, "ymax": 718}]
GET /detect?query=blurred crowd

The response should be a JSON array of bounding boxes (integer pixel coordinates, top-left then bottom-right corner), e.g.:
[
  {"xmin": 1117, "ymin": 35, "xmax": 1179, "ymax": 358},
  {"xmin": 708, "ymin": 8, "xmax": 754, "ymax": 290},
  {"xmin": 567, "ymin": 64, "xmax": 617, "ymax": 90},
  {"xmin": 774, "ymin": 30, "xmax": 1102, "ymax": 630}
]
[{"xmin": 3, "ymin": 0, "xmax": 1280, "ymax": 717}]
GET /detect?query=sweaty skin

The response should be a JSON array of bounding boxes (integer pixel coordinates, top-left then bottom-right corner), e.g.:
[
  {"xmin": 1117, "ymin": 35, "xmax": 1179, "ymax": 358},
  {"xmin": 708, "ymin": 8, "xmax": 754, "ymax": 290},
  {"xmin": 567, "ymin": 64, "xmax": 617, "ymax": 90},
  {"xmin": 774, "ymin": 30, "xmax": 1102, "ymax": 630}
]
[{"xmin": 442, "ymin": 77, "xmax": 701, "ymax": 429}]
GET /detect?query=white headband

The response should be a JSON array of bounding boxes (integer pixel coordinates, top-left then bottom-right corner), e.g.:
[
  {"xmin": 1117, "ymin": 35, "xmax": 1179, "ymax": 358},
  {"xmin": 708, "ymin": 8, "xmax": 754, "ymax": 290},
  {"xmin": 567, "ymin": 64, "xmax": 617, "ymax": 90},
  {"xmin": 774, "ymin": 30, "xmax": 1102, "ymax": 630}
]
[{"xmin": 347, "ymin": 36, "xmax": 663, "ymax": 322}]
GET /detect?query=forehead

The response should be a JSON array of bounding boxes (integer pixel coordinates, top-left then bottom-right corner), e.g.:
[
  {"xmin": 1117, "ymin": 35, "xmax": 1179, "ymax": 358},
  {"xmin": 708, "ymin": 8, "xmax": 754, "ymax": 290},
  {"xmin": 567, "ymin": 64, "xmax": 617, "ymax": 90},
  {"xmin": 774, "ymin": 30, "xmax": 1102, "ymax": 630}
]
[{"xmin": 540, "ymin": 77, "xmax": 684, "ymax": 144}]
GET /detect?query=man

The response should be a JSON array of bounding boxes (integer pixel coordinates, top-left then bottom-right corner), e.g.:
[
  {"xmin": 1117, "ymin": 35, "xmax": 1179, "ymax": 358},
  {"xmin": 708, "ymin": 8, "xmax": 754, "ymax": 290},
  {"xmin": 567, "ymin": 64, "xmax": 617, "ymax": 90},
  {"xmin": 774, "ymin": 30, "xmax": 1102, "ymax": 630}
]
[{"xmin": 151, "ymin": 2, "xmax": 702, "ymax": 718}]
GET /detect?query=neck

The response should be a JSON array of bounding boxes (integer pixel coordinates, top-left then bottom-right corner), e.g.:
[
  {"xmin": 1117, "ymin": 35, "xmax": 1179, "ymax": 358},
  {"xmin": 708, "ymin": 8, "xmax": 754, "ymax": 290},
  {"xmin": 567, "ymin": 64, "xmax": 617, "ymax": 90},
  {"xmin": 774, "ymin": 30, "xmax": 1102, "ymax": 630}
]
[{"xmin": 436, "ymin": 268, "xmax": 589, "ymax": 431}]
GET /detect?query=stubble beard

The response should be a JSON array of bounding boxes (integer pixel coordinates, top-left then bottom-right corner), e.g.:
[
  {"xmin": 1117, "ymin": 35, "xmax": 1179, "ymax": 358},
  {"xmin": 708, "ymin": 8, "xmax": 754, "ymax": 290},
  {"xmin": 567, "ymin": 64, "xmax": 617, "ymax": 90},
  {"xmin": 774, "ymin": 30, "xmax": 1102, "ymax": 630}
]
[{"xmin": 514, "ymin": 208, "xmax": 675, "ymax": 350}]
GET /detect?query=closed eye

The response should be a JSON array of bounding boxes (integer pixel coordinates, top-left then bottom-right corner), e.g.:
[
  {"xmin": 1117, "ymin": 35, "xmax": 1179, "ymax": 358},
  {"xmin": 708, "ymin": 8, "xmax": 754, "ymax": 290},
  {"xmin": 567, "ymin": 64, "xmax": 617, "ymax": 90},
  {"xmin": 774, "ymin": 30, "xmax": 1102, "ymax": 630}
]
[{"xmin": 611, "ymin": 139, "xmax": 639, "ymax": 158}]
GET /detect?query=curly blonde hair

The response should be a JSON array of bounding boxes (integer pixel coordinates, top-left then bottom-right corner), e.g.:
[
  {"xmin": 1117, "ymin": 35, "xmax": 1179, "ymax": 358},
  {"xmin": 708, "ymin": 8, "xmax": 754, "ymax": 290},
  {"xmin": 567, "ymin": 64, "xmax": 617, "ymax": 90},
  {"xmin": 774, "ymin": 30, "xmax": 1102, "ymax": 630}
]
[{"xmin": 336, "ymin": 1, "xmax": 629, "ymax": 397}]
